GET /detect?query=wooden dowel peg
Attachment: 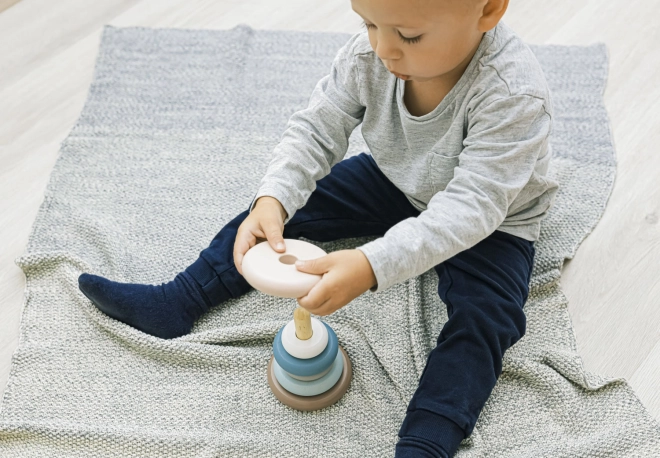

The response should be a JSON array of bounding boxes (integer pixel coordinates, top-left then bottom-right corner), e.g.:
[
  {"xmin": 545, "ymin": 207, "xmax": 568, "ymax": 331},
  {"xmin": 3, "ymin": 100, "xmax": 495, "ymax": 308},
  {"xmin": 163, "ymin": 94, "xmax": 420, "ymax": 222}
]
[{"xmin": 293, "ymin": 306, "xmax": 313, "ymax": 340}]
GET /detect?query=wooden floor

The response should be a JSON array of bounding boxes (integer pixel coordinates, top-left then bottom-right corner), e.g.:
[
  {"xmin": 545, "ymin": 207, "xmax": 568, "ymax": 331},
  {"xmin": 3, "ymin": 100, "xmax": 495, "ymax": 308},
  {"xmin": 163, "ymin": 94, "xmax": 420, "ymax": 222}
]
[
  {"xmin": 0, "ymin": 0, "xmax": 19, "ymax": 14},
  {"xmin": 1, "ymin": 0, "xmax": 658, "ymax": 421}
]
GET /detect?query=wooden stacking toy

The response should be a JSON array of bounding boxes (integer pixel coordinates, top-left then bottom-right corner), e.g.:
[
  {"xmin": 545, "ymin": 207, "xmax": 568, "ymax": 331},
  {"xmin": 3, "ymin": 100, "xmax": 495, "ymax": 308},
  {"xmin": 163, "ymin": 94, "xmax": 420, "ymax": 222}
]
[
  {"xmin": 241, "ymin": 238, "xmax": 352, "ymax": 411},
  {"xmin": 267, "ymin": 307, "xmax": 352, "ymax": 411}
]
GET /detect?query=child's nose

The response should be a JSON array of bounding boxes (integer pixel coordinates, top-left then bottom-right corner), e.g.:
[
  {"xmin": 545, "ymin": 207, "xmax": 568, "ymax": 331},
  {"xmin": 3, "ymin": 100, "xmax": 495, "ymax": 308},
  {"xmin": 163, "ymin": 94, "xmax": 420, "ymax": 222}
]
[{"xmin": 373, "ymin": 35, "xmax": 402, "ymax": 62}]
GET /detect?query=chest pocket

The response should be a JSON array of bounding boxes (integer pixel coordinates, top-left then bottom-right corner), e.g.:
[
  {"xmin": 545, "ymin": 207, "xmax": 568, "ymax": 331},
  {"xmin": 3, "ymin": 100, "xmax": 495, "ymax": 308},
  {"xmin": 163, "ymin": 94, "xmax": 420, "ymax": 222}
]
[{"xmin": 428, "ymin": 151, "xmax": 460, "ymax": 195}]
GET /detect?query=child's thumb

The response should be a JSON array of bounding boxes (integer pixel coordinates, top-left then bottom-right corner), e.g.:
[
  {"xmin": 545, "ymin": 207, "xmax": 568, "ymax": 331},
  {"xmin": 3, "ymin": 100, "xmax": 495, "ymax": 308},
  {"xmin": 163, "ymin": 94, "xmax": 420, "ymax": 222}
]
[
  {"xmin": 262, "ymin": 222, "xmax": 285, "ymax": 252},
  {"xmin": 295, "ymin": 257, "xmax": 323, "ymax": 273}
]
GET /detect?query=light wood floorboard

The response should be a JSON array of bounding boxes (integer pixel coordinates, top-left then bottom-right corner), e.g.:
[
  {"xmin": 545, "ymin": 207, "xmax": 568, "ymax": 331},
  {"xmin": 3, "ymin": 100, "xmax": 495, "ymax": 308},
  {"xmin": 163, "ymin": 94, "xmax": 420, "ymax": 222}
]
[
  {"xmin": 0, "ymin": 0, "xmax": 20, "ymax": 14},
  {"xmin": 1, "ymin": 0, "xmax": 658, "ymax": 422}
]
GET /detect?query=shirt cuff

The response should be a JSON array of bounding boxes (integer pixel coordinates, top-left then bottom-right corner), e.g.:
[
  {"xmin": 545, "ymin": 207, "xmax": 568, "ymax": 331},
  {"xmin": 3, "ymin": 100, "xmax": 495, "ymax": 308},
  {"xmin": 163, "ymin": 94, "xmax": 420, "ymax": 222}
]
[
  {"xmin": 397, "ymin": 409, "xmax": 465, "ymax": 458},
  {"xmin": 355, "ymin": 237, "xmax": 396, "ymax": 293}
]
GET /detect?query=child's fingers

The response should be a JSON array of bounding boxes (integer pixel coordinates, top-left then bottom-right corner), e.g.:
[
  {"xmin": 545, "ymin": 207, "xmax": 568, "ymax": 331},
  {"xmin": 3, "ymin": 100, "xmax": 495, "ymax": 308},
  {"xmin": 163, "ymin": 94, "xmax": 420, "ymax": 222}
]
[
  {"xmin": 298, "ymin": 284, "xmax": 330, "ymax": 315},
  {"xmin": 233, "ymin": 206, "xmax": 283, "ymax": 277},
  {"xmin": 233, "ymin": 228, "xmax": 257, "ymax": 275},
  {"xmin": 261, "ymin": 219, "xmax": 285, "ymax": 252}
]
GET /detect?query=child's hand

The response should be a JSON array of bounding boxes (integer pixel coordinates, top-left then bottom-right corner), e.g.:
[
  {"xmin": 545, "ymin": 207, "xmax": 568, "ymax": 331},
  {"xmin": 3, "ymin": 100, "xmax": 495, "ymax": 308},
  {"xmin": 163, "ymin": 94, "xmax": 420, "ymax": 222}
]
[
  {"xmin": 234, "ymin": 196, "xmax": 288, "ymax": 276},
  {"xmin": 294, "ymin": 249, "xmax": 377, "ymax": 316}
]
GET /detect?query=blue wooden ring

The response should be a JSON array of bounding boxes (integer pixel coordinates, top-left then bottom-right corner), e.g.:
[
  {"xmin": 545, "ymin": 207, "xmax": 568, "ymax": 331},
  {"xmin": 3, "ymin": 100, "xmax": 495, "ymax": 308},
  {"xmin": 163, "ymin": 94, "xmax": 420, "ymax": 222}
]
[
  {"xmin": 273, "ymin": 321, "xmax": 338, "ymax": 377},
  {"xmin": 273, "ymin": 348, "xmax": 344, "ymax": 396}
]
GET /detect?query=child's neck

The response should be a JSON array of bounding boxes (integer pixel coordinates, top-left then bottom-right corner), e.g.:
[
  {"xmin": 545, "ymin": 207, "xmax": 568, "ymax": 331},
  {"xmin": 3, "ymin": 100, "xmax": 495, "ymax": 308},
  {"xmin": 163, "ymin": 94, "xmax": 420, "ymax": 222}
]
[
  {"xmin": 403, "ymin": 79, "xmax": 454, "ymax": 117},
  {"xmin": 403, "ymin": 32, "xmax": 485, "ymax": 117}
]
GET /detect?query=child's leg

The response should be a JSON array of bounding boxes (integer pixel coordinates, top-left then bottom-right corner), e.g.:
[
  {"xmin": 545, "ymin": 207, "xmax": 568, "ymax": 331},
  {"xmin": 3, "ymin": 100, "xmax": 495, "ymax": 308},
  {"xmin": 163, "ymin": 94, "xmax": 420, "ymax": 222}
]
[
  {"xmin": 78, "ymin": 152, "xmax": 419, "ymax": 339},
  {"xmin": 395, "ymin": 230, "xmax": 535, "ymax": 458}
]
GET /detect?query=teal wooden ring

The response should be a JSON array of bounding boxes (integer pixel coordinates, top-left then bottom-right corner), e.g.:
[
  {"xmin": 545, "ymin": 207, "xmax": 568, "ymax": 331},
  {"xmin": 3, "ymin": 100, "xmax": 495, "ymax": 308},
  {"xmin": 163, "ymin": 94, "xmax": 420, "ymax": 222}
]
[
  {"xmin": 273, "ymin": 348, "xmax": 344, "ymax": 397},
  {"xmin": 273, "ymin": 321, "xmax": 338, "ymax": 377}
]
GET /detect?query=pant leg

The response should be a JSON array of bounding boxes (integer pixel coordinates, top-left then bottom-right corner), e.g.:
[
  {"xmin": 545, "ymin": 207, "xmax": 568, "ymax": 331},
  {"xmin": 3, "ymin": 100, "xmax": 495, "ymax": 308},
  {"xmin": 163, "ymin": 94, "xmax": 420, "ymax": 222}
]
[
  {"xmin": 185, "ymin": 152, "xmax": 420, "ymax": 305},
  {"xmin": 397, "ymin": 229, "xmax": 535, "ymax": 458}
]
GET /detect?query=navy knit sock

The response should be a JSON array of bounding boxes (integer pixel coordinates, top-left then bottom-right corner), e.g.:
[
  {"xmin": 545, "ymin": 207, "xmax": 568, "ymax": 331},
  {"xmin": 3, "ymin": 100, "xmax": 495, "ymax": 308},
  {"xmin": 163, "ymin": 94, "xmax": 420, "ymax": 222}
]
[{"xmin": 78, "ymin": 270, "xmax": 213, "ymax": 339}]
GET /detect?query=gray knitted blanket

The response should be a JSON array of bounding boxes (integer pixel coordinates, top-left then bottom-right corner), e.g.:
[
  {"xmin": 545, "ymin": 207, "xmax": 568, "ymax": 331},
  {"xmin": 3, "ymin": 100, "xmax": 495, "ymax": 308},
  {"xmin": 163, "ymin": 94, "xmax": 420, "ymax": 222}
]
[{"xmin": 1, "ymin": 24, "xmax": 659, "ymax": 457}]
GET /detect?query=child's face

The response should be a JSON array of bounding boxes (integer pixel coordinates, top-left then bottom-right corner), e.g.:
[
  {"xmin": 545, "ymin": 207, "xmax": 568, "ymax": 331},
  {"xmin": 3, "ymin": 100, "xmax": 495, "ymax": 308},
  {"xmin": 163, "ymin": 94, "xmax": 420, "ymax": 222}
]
[{"xmin": 351, "ymin": 0, "xmax": 495, "ymax": 84}]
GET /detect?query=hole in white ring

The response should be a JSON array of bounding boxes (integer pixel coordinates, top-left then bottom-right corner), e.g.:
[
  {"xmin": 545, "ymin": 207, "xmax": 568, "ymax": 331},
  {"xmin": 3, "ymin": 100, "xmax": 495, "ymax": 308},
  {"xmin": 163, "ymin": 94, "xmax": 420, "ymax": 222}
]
[{"xmin": 279, "ymin": 254, "xmax": 298, "ymax": 265}]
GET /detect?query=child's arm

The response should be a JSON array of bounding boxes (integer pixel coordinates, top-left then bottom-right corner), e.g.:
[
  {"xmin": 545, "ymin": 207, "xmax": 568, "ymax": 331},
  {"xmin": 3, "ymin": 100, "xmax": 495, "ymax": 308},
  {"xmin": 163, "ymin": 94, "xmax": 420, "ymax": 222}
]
[
  {"xmin": 247, "ymin": 33, "xmax": 366, "ymax": 226},
  {"xmin": 357, "ymin": 94, "xmax": 556, "ymax": 293}
]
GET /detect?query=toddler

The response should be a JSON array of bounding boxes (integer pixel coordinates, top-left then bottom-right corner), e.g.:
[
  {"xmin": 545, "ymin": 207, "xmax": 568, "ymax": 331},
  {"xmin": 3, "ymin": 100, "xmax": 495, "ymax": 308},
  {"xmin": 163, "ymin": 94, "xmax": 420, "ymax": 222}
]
[{"xmin": 78, "ymin": 0, "xmax": 559, "ymax": 456}]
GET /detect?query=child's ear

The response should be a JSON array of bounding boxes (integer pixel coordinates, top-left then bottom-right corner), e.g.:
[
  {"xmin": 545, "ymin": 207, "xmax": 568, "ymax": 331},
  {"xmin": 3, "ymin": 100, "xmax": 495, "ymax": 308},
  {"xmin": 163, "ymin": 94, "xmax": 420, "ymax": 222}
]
[{"xmin": 478, "ymin": 0, "xmax": 509, "ymax": 33}]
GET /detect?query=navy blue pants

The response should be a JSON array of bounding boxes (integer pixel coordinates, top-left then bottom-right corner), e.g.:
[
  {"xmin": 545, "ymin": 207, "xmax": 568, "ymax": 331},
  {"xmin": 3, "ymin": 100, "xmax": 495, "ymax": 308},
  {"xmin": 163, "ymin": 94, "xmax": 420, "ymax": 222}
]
[{"xmin": 185, "ymin": 152, "xmax": 535, "ymax": 458}]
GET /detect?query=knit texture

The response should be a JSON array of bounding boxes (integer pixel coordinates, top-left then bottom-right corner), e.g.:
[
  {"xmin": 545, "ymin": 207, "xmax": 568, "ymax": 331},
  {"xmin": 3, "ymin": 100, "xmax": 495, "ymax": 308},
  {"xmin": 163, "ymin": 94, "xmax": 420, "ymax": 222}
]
[{"xmin": 1, "ymin": 24, "xmax": 658, "ymax": 456}]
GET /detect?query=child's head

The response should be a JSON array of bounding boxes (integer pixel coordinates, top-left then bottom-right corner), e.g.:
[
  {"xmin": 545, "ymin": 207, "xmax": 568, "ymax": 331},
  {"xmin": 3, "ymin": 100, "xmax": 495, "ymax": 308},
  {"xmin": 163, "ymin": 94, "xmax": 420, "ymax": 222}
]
[{"xmin": 351, "ymin": 0, "xmax": 508, "ymax": 83}]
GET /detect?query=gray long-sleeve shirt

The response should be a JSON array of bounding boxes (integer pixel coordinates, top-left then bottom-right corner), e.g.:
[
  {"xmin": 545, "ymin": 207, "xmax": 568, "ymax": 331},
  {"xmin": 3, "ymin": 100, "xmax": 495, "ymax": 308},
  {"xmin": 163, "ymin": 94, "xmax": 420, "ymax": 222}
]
[{"xmin": 248, "ymin": 21, "xmax": 560, "ymax": 293}]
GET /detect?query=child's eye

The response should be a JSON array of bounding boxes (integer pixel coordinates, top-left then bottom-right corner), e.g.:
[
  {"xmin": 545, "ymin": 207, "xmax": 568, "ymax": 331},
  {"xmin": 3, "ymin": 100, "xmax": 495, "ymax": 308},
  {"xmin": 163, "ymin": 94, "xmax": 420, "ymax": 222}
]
[
  {"xmin": 362, "ymin": 21, "xmax": 422, "ymax": 45},
  {"xmin": 398, "ymin": 32, "xmax": 422, "ymax": 44}
]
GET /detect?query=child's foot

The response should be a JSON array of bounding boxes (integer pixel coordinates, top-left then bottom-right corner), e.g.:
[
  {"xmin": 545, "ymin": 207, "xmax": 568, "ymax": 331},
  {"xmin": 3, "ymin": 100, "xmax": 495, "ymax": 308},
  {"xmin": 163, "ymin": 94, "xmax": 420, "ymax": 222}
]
[{"xmin": 78, "ymin": 271, "xmax": 211, "ymax": 339}]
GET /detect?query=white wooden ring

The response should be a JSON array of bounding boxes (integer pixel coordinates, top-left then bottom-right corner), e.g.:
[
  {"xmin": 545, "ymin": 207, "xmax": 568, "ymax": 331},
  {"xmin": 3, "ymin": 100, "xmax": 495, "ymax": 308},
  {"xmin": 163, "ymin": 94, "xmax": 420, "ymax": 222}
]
[
  {"xmin": 281, "ymin": 318, "xmax": 328, "ymax": 359},
  {"xmin": 241, "ymin": 239, "xmax": 328, "ymax": 298}
]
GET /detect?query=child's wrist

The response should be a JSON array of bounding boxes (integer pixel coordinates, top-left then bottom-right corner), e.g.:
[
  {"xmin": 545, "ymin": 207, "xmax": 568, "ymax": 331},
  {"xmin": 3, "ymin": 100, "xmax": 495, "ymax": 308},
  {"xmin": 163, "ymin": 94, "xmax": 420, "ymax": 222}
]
[
  {"xmin": 254, "ymin": 196, "xmax": 288, "ymax": 220},
  {"xmin": 355, "ymin": 249, "xmax": 377, "ymax": 290}
]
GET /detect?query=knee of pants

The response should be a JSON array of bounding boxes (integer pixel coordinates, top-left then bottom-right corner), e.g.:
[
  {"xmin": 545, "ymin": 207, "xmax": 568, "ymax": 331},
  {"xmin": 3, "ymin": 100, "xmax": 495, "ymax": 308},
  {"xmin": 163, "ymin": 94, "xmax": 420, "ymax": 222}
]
[{"xmin": 444, "ymin": 299, "xmax": 527, "ymax": 351}]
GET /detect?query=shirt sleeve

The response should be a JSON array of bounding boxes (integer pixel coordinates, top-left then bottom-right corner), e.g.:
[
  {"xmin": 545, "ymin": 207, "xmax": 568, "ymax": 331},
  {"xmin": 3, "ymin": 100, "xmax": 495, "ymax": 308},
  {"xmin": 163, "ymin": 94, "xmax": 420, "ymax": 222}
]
[
  {"xmin": 356, "ymin": 94, "xmax": 551, "ymax": 293},
  {"xmin": 248, "ymin": 33, "xmax": 366, "ymax": 224}
]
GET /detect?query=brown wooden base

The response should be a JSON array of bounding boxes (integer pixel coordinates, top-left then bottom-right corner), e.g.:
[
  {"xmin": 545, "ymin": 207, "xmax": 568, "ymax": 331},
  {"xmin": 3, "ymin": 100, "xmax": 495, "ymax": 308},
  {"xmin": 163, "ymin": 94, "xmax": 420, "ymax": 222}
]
[{"xmin": 267, "ymin": 345, "xmax": 352, "ymax": 411}]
